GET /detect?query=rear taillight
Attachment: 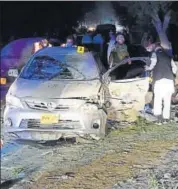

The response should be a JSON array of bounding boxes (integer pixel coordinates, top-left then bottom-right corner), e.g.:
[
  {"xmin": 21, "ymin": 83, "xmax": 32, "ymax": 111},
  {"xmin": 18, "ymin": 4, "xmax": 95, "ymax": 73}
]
[{"xmin": 0, "ymin": 78, "xmax": 7, "ymax": 85}]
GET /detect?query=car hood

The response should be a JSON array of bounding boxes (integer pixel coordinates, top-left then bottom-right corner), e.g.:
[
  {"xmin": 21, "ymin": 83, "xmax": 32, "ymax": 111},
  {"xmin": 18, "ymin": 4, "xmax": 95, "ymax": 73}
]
[{"xmin": 9, "ymin": 78, "xmax": 101, "ymax": 99}]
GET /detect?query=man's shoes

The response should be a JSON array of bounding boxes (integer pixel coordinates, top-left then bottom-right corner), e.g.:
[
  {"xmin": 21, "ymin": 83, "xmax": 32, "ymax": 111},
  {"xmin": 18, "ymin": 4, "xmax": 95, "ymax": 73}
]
[
  {"xmin": 155, "ymin": 120, "xmax": 162, "ymax": 125},
  {"xmin": 155, "ymin": 115, "xmax": 163, "ymax": 125},
  {"xmin": 162, "ymin": 119, "xmax": 170, "ymax": 124}
]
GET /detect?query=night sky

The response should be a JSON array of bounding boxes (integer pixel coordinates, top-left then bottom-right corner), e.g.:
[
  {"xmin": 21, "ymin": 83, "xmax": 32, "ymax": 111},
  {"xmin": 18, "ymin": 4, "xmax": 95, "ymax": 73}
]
[
  {"xmin": 1, "ymin": 1, "xmax": 94, "ymax": 43},
  {"xmin": 1, "ymin": 1, "xmax": 178, "ymax": 55}
]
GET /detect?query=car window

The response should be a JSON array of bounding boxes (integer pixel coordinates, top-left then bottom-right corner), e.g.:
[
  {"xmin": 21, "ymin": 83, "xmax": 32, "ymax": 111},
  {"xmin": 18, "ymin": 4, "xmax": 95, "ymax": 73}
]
[
  {"xmin": 20, "ymin": 52, "xmax": 100, "ymax": 81},
  {"xmin": 20, "ymin": 56, "xmax": 77, "ymax": 80}
]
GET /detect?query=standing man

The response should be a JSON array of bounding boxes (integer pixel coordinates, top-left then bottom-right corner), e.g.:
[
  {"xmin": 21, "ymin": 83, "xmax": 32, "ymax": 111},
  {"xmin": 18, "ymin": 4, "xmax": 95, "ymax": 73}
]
[
  {"xmin": 61, "ymin": 35, "xmax": 76, "ymax": 48},
  {"xmin": 82, "ymin": 31, "xmax": 93, "ymax": 45},
  {"xmin": 144, "ymin": 39, "xmax": 177, "ymax": 124},
  {"xmin": 81, "ymin": 31, "xmax": 93, "ymax": 50},
  {"xmin": 109, "ymin": 33, "xmax": 131, "ymax": 68}
]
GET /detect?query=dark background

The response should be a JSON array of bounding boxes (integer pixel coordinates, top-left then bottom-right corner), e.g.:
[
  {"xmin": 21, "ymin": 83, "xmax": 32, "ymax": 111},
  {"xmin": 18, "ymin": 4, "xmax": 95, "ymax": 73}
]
[
  {"xmin": 0, "ymin": 1, "xmax": 94, "ymax": 43},
  {"xmin": 0, "ymin": 1, "xmax": 178, "ymax": 55}
]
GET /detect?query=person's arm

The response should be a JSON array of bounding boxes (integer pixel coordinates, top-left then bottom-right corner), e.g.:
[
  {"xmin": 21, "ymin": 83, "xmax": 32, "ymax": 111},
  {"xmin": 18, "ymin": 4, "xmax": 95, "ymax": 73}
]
[
  {"xmin": 145, "ymin": 52, "xmax": 157, "ymax": 71},
  {"xmin": 171, "ymin": 59, "xmax": 178, "ymax": 75}
]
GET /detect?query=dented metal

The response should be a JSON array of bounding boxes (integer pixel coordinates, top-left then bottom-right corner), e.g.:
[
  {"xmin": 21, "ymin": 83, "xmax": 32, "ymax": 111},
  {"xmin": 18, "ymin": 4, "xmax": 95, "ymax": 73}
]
[
  {"xmin": 107, "ymin": 78, "xmax": 149, "ymax": 122},
  {"xmin": 4, "ymin": 48, "xmax": 150, "ymax": 140}
]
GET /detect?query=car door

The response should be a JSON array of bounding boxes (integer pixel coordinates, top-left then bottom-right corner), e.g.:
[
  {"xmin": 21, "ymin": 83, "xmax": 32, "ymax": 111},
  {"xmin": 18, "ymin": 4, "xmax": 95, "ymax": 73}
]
[
  {"xmin": 94, "ymin": 53, "xmax": 107, "ymax": 75},
  {"xmin": 103, "ymin": 57, "xmax": 150, "ymax": 122}
]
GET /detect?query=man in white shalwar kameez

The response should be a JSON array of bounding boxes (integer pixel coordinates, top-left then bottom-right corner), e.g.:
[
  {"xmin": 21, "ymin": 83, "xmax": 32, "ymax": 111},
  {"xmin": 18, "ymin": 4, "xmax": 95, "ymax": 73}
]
[{"xmin": 144, "ymin": 40, "xmax": 177, "ymax": 124}]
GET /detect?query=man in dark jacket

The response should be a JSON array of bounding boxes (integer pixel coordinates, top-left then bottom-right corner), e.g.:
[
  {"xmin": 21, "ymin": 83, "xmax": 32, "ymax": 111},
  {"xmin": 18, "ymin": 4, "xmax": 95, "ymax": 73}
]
[{"xmin": 144, "ymin": 40, "xmax": 177, "ymax": 124}]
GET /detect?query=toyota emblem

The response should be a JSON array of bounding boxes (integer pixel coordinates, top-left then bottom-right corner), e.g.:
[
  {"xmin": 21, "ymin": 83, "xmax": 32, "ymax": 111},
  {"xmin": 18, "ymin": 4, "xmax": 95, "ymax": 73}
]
[{"xmin": 47, "ymin": 102, "xmax": 56, "ymax": 110}]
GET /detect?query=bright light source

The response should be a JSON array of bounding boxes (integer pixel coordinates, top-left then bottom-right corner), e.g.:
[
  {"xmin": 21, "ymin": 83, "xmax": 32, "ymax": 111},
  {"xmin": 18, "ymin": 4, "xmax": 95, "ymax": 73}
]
[
  {"xmin": 116, "ymin": 25, "xmax": 125, "ymax": 32},
  {"xmin": 0, "ymin": 78, "xmax": 7, "ymax": 85},
  {"xmin": 88, "ymin": 26, "xmax": 96, "ymax": 31}
]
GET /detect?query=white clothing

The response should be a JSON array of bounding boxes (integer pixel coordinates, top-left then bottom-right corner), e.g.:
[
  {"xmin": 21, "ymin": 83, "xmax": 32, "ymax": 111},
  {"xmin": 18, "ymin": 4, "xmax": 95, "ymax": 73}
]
[
  {"xmin": 147, "ymin": 48, "xmax": 176, "ymax": 119},
  {"xmin": 153, "ymin": 78, "xmax": 175, "ymax": 119}
]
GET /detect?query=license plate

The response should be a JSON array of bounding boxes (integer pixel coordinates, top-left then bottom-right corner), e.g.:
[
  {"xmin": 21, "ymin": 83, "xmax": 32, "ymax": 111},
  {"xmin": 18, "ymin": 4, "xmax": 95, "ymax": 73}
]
[{"xmin": 40, "ymin": 114, "xmax": 59, "ymax": 124}]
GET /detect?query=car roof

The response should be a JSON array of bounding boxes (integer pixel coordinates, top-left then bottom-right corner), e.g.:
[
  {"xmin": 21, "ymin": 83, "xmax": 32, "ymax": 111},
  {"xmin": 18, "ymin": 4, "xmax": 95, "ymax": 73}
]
[{"xmin": 35, "ymin": 47, "xmax": 82, "ymax": 56}]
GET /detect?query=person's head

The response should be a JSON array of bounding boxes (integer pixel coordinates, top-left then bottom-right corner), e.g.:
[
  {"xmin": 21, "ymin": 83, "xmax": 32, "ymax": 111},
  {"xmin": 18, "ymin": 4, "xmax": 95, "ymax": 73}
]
[
  {"xmin": 116, "ymin": 33, "xmax": 125, "ymax": 44},
  {"xmin": 144, "ymin": 37, "xmax": 156, "ymax": 52},
  {"xmin": 41, "ymin": 39, "xmax": 49, "ymax": 47},
  {"xmin": 66, "ymin": 36, "xmax": 74, "ymax": 47}
]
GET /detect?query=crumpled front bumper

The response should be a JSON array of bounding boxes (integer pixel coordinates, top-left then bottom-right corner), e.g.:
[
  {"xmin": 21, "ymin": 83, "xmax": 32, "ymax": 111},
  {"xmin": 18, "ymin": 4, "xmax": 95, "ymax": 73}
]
[{"xmin": 4, "ymin": 104, "xmax": 107, "ymax": 141}]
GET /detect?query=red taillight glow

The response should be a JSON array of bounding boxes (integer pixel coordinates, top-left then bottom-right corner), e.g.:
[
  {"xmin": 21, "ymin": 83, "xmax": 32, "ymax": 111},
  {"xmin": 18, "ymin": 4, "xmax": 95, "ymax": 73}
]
[{"xmin": 0, "ymin": 78, "xmax": 7, "ymax": 85}]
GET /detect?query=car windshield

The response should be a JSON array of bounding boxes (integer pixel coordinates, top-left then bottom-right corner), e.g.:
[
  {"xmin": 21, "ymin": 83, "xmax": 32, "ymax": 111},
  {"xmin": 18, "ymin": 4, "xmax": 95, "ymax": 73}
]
[{"xmin": 20, "ymin": 54, "xmax": 98, "ymax": 81}]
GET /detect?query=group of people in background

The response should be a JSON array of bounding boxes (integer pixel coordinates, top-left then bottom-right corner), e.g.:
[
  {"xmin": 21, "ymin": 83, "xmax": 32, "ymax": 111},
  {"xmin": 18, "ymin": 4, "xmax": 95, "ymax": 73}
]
[
  {"xmin": 63, "ymin": 29, "xmax": 177, "ymax": 124},
  {"xmin": 77, "ymin": 29, "xmax": 178, "ymax": 125},
  {"xmin": 3, "ymin": 28, "xmax": 177, "ymax": 125}
]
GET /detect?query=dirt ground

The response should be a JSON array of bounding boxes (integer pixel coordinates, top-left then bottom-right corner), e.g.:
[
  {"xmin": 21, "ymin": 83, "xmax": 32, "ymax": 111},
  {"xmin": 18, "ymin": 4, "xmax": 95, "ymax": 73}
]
[{"xmin": 1, "ymin": 117, "xmax": 178, "ymax": 189}]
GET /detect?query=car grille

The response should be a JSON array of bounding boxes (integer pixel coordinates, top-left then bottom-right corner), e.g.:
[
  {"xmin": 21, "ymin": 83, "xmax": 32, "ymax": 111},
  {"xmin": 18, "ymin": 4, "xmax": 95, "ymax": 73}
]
[
  {"xmin": 20, "ymin": 119, "xmax": 81, "ymax": 130},
  {"xmin": 25, "ymin": 101, "xmax": 69, "ymax": 111}
]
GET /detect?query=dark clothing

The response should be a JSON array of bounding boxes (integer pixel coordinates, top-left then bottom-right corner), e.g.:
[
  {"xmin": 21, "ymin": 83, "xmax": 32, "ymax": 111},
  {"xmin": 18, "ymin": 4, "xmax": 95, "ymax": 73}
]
[{"xmin": 152, "ymin": 48, "xmax": 174, "ymax": 86}]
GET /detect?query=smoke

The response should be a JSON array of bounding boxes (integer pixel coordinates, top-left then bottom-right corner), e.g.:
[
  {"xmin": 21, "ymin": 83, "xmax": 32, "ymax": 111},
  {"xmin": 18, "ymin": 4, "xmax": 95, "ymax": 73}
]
[
  {"xmin": 83, "ymin": 2, "xmax": 118, "ymax": 26},
  {"xmin": 94, "ymin": 2, "xmax": 117, "ymax": 24}
]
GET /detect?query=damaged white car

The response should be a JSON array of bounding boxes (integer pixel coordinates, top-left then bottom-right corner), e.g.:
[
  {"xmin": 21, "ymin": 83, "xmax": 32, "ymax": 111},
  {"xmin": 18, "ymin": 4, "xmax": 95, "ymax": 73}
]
[{"xmin": 4, "ymin": 47, "xmax": 150, "ymax": 141}]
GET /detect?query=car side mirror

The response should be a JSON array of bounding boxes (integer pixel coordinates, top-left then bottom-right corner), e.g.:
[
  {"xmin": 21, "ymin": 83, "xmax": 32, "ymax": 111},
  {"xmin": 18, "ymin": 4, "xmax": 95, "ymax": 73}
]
[{"xmin": 8, "ymin": 68, "xmax": 19, "ymax": 78}]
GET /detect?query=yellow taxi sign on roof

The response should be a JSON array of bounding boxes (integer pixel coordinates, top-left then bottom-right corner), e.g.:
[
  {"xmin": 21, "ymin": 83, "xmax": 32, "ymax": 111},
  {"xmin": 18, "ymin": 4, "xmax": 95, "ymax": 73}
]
[{"xmin": 77, "ymin": 46, "xmax": 85, "ymax": 54}]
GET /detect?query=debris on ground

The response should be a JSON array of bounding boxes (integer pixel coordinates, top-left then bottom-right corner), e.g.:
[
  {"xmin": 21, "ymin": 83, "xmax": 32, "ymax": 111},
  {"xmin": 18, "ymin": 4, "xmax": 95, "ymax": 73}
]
[
  {"xmin": 112, "ymin": 147, "xmax": 178, "ymax": 189},
  {"xmin": 7, "ymin": 122, "xmax": 177, "ymax": 189}
]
